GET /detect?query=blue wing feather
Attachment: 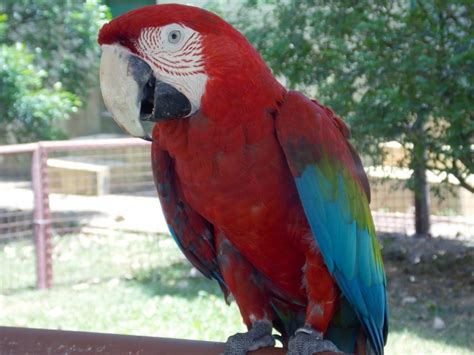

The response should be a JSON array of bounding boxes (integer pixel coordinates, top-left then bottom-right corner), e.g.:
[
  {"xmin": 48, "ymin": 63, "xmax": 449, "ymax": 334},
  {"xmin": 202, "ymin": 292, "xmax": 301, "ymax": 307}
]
[
  {"xmin": 276, "ymin": 91, "xmax": 388, "ymax": 354},
  {"xmin": 295, "ymin": 165, "xmax": 387, "ymax": 355}
]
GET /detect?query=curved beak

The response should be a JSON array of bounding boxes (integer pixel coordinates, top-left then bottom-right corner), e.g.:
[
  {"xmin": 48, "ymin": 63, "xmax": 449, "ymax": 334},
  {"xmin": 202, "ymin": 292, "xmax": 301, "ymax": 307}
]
[
  {"xmin": 99, "ymin": 44, "xmax": 191, "ymax": 140},
  {"xmin": 100, "ymin": 44, "xmax": 150, "ymax": 140}
]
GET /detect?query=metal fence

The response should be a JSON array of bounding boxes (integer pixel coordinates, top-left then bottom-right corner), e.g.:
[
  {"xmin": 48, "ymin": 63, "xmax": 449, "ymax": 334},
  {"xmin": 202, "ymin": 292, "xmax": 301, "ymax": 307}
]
[
  {"xmin": 0, "ymin": 138, "xmax": 167, "ymax": 293},
  {"xmin": 0, "ymin": 138, "xmax": 472, "ymax": 293}
]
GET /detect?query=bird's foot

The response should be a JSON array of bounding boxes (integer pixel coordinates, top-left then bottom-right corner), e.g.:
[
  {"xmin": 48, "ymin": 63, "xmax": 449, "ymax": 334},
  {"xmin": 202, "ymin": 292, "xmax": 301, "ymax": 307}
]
[
  {"xmin": 224, "ymin": 320, "xmax": 275, "ymax": 355},
  {"xmin": 287, "ymin": 326, "xmax": 341, "ymax": 355}
]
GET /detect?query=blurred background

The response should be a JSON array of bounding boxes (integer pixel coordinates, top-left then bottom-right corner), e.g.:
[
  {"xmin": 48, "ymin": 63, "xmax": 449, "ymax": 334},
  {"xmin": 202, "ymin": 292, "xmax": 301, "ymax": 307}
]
[{"xmin": 0, "ymin": 1, "xmax": 472, "ymax": 354}]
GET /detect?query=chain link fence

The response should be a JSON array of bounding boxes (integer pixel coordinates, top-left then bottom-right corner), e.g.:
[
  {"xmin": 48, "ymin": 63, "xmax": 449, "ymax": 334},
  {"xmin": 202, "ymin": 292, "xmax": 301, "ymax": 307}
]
[{"xmin": 0, "ymin": 138, "xmax": 168, "ymax": 293}]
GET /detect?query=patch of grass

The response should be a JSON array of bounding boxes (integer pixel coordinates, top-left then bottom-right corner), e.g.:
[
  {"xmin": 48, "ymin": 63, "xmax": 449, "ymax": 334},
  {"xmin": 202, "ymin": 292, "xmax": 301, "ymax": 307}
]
[
  {"xmin": 0, "ymin": 233, "xmax": 472, "ymax": 354},
  {"xmin": 0, "ymin": 238, "xmax": 36, "ymax": 291},
  {"xmin": 0, "ymin": 233, "xmax": 166, "ymax": 291},
  {"xmin": 0, "ymin": 234, "xmax": 244, "ymax": 340}
]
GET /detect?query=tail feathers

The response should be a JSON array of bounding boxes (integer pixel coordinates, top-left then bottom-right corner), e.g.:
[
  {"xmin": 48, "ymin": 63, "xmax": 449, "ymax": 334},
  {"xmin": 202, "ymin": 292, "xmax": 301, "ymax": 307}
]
[
  {"xmin": 269, "ymin": 295, "xmax": 386, "ymax": 354},
  {"xmin": 326, "ymin": 324, "xmax": 358, "ymax": 353},
  {"xmin": 355, "ymin": 331, "xmax": 367, "ymax": 354},
  {"xmin": 326, "ymin": 296, "xmax": 385, "ymax": 355},
  {"xmin": 355, "ymin": 330, "xmax": 381, "ymax": 355},
  {"xmin": 270, "ymin": 300, "xmax": 306, "ymax": 347}
]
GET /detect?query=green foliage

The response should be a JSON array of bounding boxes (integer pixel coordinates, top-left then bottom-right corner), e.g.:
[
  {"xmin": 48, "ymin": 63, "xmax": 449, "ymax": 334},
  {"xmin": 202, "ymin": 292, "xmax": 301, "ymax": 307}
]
[
  {"xmin": 220, "ymin": 0, "xmax": 473, "ymax": 192},
  {"xmin": 3, "ymin": 0, "xmax": 111, "ymax": 99},
  {"xmin": 0, "ymin": 1, "xmax": 110, "ymax": 143},
  {"xmin": 0, "ymin": 13, "xmax": 6, "ymax": 42},
  {"xmin": 0, "ymin": 43, "xmax": 80, "ymax": 143}
]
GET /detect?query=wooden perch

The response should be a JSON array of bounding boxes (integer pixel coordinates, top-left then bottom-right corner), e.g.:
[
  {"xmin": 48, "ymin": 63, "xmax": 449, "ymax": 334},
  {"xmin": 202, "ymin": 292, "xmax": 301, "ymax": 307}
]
[{"xmin": 0, "ymin": 326, "xmax": 341, "ymax": 354}]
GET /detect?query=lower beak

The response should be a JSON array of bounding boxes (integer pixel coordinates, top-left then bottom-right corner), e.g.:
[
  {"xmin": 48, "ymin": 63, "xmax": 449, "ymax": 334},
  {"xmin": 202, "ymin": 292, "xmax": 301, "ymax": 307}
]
[{"xmin": 99, "ymin": 44, "xmax": 191, "ymax": 140}]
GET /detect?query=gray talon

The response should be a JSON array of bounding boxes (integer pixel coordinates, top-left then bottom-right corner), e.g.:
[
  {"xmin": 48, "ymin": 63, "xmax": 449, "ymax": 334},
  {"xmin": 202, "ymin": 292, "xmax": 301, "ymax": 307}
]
[
  {"xmin": 287, "ymin": 326, "xmax": 341, "ymax": 355},
  {"xmin": 224, "ymin": 320, "xmax": 275, "ymax": 355}
]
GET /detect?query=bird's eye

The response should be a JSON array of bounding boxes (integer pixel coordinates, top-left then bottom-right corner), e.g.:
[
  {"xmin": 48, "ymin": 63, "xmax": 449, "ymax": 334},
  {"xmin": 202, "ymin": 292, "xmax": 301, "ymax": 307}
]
[{"xmin": 168, "ymin": 30, "xmax": 182, "ymax": 44}]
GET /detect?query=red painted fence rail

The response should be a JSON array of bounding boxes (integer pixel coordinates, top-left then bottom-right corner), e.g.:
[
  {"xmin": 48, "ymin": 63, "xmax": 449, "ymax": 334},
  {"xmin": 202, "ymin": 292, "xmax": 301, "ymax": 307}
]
[{"xmin": 0, "ymin": 327, "xmax": 345, "ymax": 355}]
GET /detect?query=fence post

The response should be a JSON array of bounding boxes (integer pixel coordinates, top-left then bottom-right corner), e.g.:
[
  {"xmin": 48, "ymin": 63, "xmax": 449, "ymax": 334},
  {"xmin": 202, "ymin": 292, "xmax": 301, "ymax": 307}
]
[{"xmin": 32, "ymin": 143, "xmax": 53, "ymax": 289}]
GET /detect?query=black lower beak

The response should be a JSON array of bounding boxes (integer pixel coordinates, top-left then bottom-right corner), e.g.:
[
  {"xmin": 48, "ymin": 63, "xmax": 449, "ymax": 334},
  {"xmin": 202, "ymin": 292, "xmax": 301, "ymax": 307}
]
[{"xmin": 140, "ymin": 77, "xmax": 191, "ymax": 122}]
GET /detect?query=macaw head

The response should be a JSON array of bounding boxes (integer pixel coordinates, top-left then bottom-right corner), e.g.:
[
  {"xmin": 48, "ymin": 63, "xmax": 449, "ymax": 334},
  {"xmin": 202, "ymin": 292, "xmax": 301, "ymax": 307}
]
[{"xmin": 98, "ymin": 4, "xmax": 283, "ymax": 140}]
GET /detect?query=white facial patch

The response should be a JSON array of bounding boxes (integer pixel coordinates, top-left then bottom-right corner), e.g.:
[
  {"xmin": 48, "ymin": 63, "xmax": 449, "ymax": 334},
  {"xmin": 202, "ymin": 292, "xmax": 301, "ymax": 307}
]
[{"xmin": 136, "ymin": 24, "xmax": 208, "ymax": 115}]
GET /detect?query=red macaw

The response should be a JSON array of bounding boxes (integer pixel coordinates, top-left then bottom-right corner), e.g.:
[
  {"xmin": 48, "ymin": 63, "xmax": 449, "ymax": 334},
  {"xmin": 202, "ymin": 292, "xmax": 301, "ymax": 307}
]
[{"xmin": 98, "ymin": 4, "xmax": 388, "ymax": 355}]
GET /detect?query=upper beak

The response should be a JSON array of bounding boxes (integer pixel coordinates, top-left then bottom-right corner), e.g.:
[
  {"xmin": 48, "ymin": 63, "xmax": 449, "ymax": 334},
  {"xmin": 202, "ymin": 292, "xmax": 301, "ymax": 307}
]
[
  {"xmin": 99, "ymin": 44, "xmax": 192, "ymax": 140},
  {"xmin": 100, "ymin": 44, "xmax": 150, "ymax": 140}
]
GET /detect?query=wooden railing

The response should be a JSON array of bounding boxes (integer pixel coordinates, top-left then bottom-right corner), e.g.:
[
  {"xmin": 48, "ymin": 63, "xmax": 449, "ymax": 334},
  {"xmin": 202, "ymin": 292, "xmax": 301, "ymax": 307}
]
[{"xmin": 0, "ymin": 326, "xmax": 342, "ymax": 354}]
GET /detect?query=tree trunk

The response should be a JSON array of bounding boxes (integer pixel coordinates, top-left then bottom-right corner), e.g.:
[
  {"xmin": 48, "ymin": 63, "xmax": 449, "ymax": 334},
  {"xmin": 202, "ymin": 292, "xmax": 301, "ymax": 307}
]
[{"xmin": 412, "ymin": 140, "xmax": 430, "ymax": 238}]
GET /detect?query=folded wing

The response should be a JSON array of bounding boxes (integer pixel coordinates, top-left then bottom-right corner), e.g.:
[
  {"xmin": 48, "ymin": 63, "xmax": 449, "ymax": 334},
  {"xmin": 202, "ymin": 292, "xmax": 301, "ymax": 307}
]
[{"xmin": 275, "ymin": 91, "xmax": 388, "ymax": 354}]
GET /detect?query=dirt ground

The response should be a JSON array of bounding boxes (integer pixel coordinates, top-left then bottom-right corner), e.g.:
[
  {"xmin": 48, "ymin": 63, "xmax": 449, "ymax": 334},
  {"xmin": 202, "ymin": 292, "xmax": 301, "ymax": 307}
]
[{"xmin": 380, "ymin": 233, "xmax": 473, "ymax": 349}]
